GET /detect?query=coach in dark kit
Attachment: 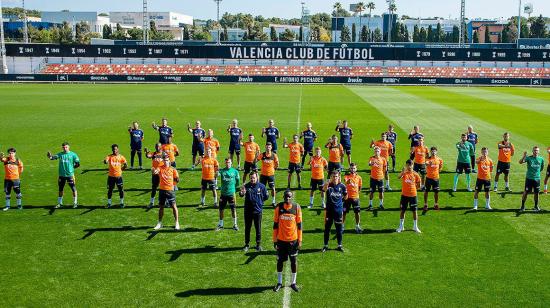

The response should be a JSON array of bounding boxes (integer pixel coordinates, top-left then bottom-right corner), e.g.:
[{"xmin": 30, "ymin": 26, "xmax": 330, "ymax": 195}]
[{"xmin": 239, "ymin": 171, "xmax": 269, "ymax": 252}]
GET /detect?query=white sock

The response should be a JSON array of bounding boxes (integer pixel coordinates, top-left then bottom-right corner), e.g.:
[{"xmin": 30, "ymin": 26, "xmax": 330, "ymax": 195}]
[
  {"xmin": 494, "ymin": 181, "xmax": 498, "ymax": 188},
  {"xmin": 473, "ymin": 198, "xmax": 478, "ymax": 207},
  {"xmin": 505, "ymin": 181, "xmax": 509, "ymax": 188},
  {"xmin": 272, "ymin": 196, "xmax": 276, "ymax": 203},
  {"xmin": 214, "ymin": 197, "xmax": 218, "ymax": 204},
  {"xmin": 120, "ymin": 198, "xmax": 124, "ymax": 204},
  {"xmin": 413, "ymin": 219, "xmax": 418, "ymax": 229},
  {"xmin": 5, "ymin": 198, "xmax": 10, "ymax": 208},
  {"xmin": 386, "ymin": 179, "xmax": 390, "ymax": 187},
  {"xmin": 277, "ymin": 272, "xmax": 283, "ymax": 284},
  {"xmin": 57, "ymin": 197, "xmax": 63, "ymax": 205},
  {"xmin": 73, "ymin": 196, "xmax": 77, "ymax": 205},
  {"xmin": 379, "ymin": 199, "xmax": 384, "ymax": 206},
  {"xmin": 369, "ymin": 200, "xmax": 373, "ymax": 206},
  {"xmin": 219, "ymin": 219, "xmax": 224, "ymax": 226},
  {"xmin": 107, "ymin": 199, "xmax": 112, "ymax": 205},
  {"xmin": 233, "ymin": 216, "xmax": 237, "ymax": 226},
  {"xmin": 486, "ymin": 196, "xmax": 490, "ymax": 207},
  {"xmin": 201, "ymin": 196, "xmax": 205, "ymax": 203},
  {"xmin": 16, "ymin": 196, "xmax": 21, "ymax": 206},
  {"xmin": 545, "ymin": 184, "xmax": 548, "ymax": 190},
  {"xmin": 309, "ymin": 196, "xmax": 314, "ymax": 204},
  {"xmin": 399, "ymin": 218, "xmax": 404, "ymax": 228},
  {"xmin": 150, "ymin": 197, "xmax": 155, "ymax": 204},
  {"xmin": 291, "ymin": 272, "xmax": 297, "ymax": 284}
]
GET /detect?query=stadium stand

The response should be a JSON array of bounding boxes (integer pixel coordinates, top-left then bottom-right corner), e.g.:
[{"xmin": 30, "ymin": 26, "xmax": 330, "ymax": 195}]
[{"xmin": 41, "ymin": 63, "xmax": 550, "ymax": 79}]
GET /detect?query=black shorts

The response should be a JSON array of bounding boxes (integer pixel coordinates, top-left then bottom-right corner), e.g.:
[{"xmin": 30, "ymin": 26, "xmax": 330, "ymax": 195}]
[
  {"xmin": 425, "ymin": 178, "xmax": 440, "ymax": 192},
  {"xmin": 58, "ymin": 176, "xmax": 76, "ymax": 192},
  {"xmin": 328, "ymin": 162, "xmax": 341, "ymax": 174},
  {"xmin": 304, "ymin": 147, "xmax": 314, "ymax": 157},
  {"xmin": 475, "ymin": 179, "xmax": 491, "ymax": 192},
  {"xmin": 201, "ymin": 179, "xmax": 217, "ymax": 190},
  {"xmin": 288, "ymin": 162, "xmax": 302, "ymax": 174},
  {"xmin": 229, "ymin": 142, "xmax": 241, "ymax": 155},
  {"xmin": 107, "ymin": 176, "xmax": 123, "ymax": 189},
  {"xmin": 342, "ymin": 144, "xmax": 352, "ymax": 155},
  {"xmin": 496, "ymin": 161, "xmax": 511, "ymax": 175},
  {"xmin": 152, "ymin": 174, "xmax": 160, "ymax": 188},
  {"xmin": 456, "ymin": 162, "xmax": 471, "ymax": 174},
  {"xmin": 219, "ymin": 194, "xmax": 236, "ymax": 210},
  {"xmin": 344, "ymin": 198, "xmax": 360, "ymax": 213},
  {"xmin": 400, "ymin": 195, "xmax": 418, "ymax": 211},
  {"xmin": 276, "ymin": 240, "xmax": 299, "ymax": 262},
  {"xmin": 260, "ymin": 175, "xmax": 275, "ymax": 188},
  {"xmin": 244, "ymin": 161, "xmax": 257, "ymax": 174},
  {"xmin": 310, "ymin": 178, "xmax": 324, "ymax": 191},
  {"xmin": 524, "ymin": 179, "xmax": 541, "ymax": 193},
  {"xmin": 370, "ymin": 178, "xmax": 384, "ymax": 193},
  {"xmin": 413, "ymin": 163, "xmax": 426, "ymax": 175},
  {"xmin": 170, "ymin": 161, "xmax": 177, "ymax": 168},
  {"xmin": 4, "ymin": 179, "xmax": 21, "ymax": 194},
  {"xmin": 158, "ymin": 189, "xmax": 176, "ymax": 206},
  {"xmin": 192, "ymin": 143, "xmax": 205, "ymax": 156}
]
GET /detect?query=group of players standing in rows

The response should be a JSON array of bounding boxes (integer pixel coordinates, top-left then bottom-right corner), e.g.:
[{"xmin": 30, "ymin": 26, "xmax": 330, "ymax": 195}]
[{"xmin": 2, "ymin": 117, "xmax": 548, "ymax": 292}]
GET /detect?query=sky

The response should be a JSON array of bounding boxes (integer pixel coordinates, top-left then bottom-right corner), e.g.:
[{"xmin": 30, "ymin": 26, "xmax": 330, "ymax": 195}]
[{"xmin": 3, "ymin": 0, "xmax": 549, "ymax": 20}]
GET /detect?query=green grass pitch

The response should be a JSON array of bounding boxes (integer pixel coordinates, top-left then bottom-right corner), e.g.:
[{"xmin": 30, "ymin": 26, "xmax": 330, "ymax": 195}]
[{"xmin": 0, "ymin": 84, "xmax": 549, "ymax": 307}]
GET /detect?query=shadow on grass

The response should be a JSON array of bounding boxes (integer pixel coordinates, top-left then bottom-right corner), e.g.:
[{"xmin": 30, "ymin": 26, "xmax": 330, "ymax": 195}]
[
  {"xmin": 175, "ymin": 286, "xmax": 272, "ymax": 297},
  {"xmin": 166, "ymin": 246, "xmax": 242, "ymax": 261},
  {"xmin": 243, "ymin": 248, "xmax": 320, "ymax": 265},
  {"xmin": 81, "ymin": 225, "xmax": 151, "ymax": 239},
  {"xmin": 146, "ymin": 227, "xmax": 215, "ymax": 240}
]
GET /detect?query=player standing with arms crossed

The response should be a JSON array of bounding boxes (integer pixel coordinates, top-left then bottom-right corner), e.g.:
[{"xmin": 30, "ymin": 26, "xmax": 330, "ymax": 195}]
[
  {"xmin": 240, "ymin": 171, "xmax": 269, "ymax": 252},
  {"xmin": 367, "ymin": 147, "xmax": 387, "ymax": 211},
  {"xmin": 145, "ymin": 143, "xmax": 163, "ymax": 208},
  {"xmin": 47, "ymin": 142, "xmax": 80, "ymax": 208},
  {"xmin": 473, "ymin": 147, "xmax": 493, "ymax": 210},
  {"xmin": 199, "ymin": 148, "xmax": 219, "ymax": 208},
  {"xmin": 153, "ymin": 155, "xmax": 180, "ymax": 230},
  {"xmin": 453, "ymin": 134, "xmax": 475, "ymax": 192},
  {"xmin": 466, "ymin": 125, "xmax": 479, "ymax": 173},
  {"xmin": 283, "ymin": 135, "xmax": 304, "ymax": 189},
  {"xmin": 272, "ymin": 190, "xmax": 302, "ymax": 293},
  {"xmin": 371, "ymin": 133, "xmax": 394, "ymax": 190},
  {"xmin": 396, "ymin": 160, "xmax": 422, "ymax": 233},
  {"xmin": 325, "ymin": 135, "xmax": 344, "ymax": 174},
  {"xmin": 423, "ymin": 147, "xmax": 443, "ymax": 214},
  {"xmin": 335, "ymin": 120, "xmax": 353, "ymax": 168},
  {"xmin": 227, "ymin": 119, "xmax": 243, "ymax": 170},
  {"xmin": 103, "ymin": 144, "xmax": 127, "ymax": 208},
  {"xmin": 127, "ymin": 122, "xmax": 144, "ymax": 169},
  {"xmin": 344, "ymin": 163, "xmax": 363, "ymax": 233},
  {"xmin": 411, "ymin": 137, "xmax": 429, "ymax": 190},
  {"xmin": 258, "ymin": 143, "xmax": 279, "ymax": 207},
  {"xmin": 300, "ymin": 122, "xmax": 317, "ymax": 168},
  {"xmin": 217, "ymin": 158, "xmax": 240, "ymax": 231},
  {"xmin": 242, "ymin": 134, "xmax": 261, "ymax": 183},
  {"xmin": 1, "ymin": 149, "xmax": 24, "ymax": 211},
  {"xmin": 262, "ymin": 120, "xmax": 280, "ymax": 153},
  {"xmin": 519, "ymin": 147, "xmax": 545, "ymax": 212},
  {"xmin": 204, "ymin": 129, "xmax": 220, "ymax": 159},
  {"xmin": 494, "ymin": 132, "xmax": 515, "ymax": 192},
  {"xmin": 386, "ymin": 125, "xmax": 398, "ymax": 172},
  {"xmin": 188, "ymin": 121, "xmax": 206, "ymax": 170},
  {"xmin": 307, "ymin": 147, "xmax": 328, "ymax": 209},
  {"xmin": 322, "ymin": 171, "xmax": 348, "ymax": 252}
]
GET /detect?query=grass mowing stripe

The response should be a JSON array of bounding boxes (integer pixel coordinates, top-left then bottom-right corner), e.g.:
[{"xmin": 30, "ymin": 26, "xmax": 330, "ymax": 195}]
[
  {"xmin": 485, "ymin": 86, "xmax": 550, "ymax": 102},
  {"xmin": 406, "ymin": 86, "xmax": 550, "ymax": 146},
  {"xmin": 443, "ymin": 86, "xmax": 550, "ymax": 115}
]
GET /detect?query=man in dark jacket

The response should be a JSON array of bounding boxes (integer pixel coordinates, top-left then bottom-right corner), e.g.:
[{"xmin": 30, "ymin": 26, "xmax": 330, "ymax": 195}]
[{"xmin": 240, "ymin": 171, "xmax": 269, "ymax": 252}]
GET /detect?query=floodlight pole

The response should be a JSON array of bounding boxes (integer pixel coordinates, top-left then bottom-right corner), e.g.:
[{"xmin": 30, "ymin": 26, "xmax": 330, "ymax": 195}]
[
  {"xmin": 143, "ymin": 0, "xmax": 149, "ymax": 44},
  {"xmin": 0, "ymin": 0, "xmax": 7, "ymax": 74},
  {"xmin": 214, "ymin": 0, "xmax": 222, "ymax": 45},
  {"xmin": 22, "ymin": 0, "xmax": 28, "ymax": 43},
  {"xmin": 516, "ymin": 0, "xmax": 521, "ymax": 48},
  {"xmin": 458, "ymin": 0, "xmax": 465, "ymax": 46}
]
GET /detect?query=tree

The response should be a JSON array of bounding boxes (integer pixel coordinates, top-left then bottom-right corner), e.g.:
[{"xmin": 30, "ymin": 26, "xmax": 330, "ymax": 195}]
[
  {"xmin": 473, "ymin": 30, "xmax": 479, "ymax": 43},
  {"xmin": 319, "ymin": 27, "xmax": 331, "ymax": 42},
  {"xmin": 419, "ymin": 27, "xmax": 427, "ymax": 42},
  {"xmin": 75, "ymin": 21, "xmax": 92, "ymax": 44},
  {"xmin": 55, "ymin": 21, "xmax": 73, "ymax": 44},
  {"xmin": 102, "ymin": 24, "xmax": 112, "ymax": 39},
  {"xmin": 360, "ymin": 25, "xmax": 368, "ymax": 42},
  {"xmin": 355, "ymin": 2, "xmax": 366, "ymax": 40},
  {"xmin": 332, "ymin": 2, "xmax": 351, "ymax": 17},
  {"xmin": 183, "ymin": 26, "xmax": 190, "ymax": 40},
  {"xmin": 501, "ymin": 25, "xmax": 509, "ymax": 43},
  {"xmin": 111, "ymin": 23, "xmax": 127, "ymax": 40},
  {"xmin": 270, "ymin": 26, "xmax": 278, "ymax": 41},
  {"xmin": 192, "ymin": 28, "xmax": 211, "ymax": 41},
  {"xmin": 223, "ymin": 27, "xmax": 229, "ymax": 41},
  {"xmin": 413, "ymin": 24, "xmax": 420, "ymax": 42},
  {"xmin": 435, "ymin": 23, "xmax": 443, "ymax": 42},
  {"xmin": 372, "ymin": 28, "xmax": 382, "ymax": 42},
  {"xmin": 280, "ymin": 28, "xmax": 296, "ymax": 41},
  {"xmin": 451, "ymin": 25, "xmax": 459, "ymax": 43},
  {"xmin": 366, "ymin": 2, "xmax": 375, "ymax": 41},
  {"xmin": 311, "ymin": 13, "xmax": 332, "ymax": 30},
  {"xmin": 299, "ymin": 26, "xmax": 304, "ymax": 41},
  {"xmin": 427, "ymin": 25, "xmax": 434, "ymax": 42},
  {"xmin": 127, "ymin": 27, "xmax": 143, "ymax": 40},
  {"xmin": 530, "ymin": 15, "xmax": 547, "ymax": 38},
  {"xmin": 340, "ymin": 25, "xmax": 351, "ymax": 42},
  {"xmin": 484, "ymin": 26, "xmax": 491, "ymax": 43},
  {"xmin": 351, "ymin": 23, "xmax": 357, "ymax": 42}
]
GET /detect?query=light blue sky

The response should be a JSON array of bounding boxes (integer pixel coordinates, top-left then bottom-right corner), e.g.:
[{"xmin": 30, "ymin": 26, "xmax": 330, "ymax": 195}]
[{"xmin": 3, "ymin": 0, "xmax": 549, "ymax": 20}]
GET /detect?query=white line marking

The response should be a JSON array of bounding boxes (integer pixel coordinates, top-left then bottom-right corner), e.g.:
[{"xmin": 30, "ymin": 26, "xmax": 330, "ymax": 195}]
[{"xmin": 283, "ymin": 264, "xmax": 292, "ymax": 308}]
